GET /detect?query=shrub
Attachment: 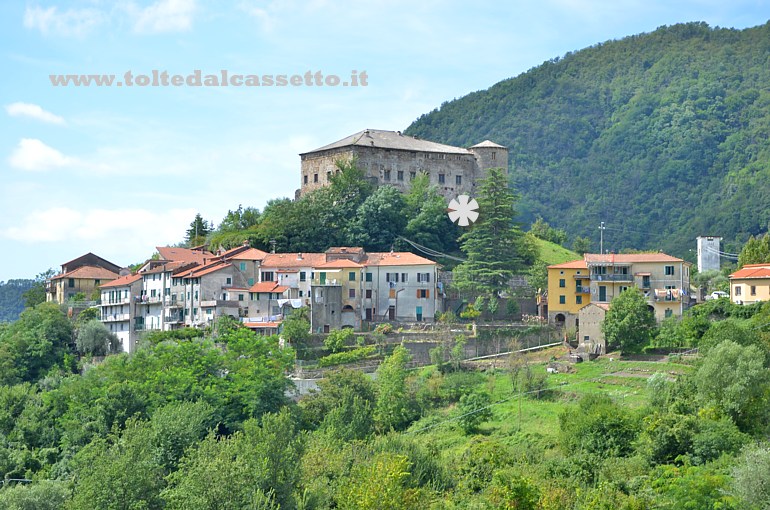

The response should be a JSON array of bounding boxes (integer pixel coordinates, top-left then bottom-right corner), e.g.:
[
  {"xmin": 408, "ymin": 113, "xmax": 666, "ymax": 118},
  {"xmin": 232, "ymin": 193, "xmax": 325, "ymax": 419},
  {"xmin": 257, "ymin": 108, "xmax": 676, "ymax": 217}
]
[
  {"xmin": 324, "ymin": 328, "xmax": 354, "ymax": 353},
  {"xmin": 374, "ymin": 323, "xmax": 393, "ymax": 335},
  {"xmin": 318, "ymin": 346, "xmax": 377, "ymax": 367}
]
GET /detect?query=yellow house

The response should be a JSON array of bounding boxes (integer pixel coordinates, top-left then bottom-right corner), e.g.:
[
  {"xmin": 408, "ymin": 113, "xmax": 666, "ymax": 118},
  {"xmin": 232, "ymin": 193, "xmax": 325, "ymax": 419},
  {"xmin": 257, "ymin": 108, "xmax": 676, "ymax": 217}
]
[
  {"xmin": 729, "ymin": 264, "xmax": 770, "ymax": 305},
  {"xmin": 548, "ymin": 252, "xmax": 692, "ymax": 327},
  {"xmin": 46, "ymin": 252, "xmax": 122, "ymax": 304},
  {"xmin": 547, "ymin": 259, "xmax": 591, "ymax": 328}
]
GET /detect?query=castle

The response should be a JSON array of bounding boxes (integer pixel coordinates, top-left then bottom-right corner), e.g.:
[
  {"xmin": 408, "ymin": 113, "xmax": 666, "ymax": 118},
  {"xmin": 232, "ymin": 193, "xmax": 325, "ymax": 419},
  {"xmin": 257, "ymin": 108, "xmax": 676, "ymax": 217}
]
[{"xmin": 298, "ymin": 129, "xmax": 508, "ymax": 198}]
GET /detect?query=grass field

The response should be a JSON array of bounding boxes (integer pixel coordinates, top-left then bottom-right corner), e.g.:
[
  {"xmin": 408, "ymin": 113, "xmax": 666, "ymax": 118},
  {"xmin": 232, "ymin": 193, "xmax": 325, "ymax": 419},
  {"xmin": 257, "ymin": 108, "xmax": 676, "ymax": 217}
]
[
  {"xmin": 535, "ymin": 238, "xmax": 580, "ymax": 265},
  {"xmin": 406, "ymin": 346, "xmax": 694, "ymax": 459}
]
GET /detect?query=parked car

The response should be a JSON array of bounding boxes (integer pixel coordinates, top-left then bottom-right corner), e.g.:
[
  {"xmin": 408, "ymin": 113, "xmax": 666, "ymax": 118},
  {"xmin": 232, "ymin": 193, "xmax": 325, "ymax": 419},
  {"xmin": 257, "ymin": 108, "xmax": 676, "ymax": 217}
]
[{"xmin": 708, "ymin": 291, "xmax": 729, "ymax": 300}]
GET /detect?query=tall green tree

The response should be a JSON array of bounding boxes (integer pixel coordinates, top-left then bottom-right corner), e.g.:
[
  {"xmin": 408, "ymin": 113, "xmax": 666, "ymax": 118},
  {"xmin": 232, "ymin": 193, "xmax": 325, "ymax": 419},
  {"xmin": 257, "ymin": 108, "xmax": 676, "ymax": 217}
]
[
  {"xmin": 350, "ymin": 186, "xmax": 407, "ymax": 251},
  {"xmin": 453, "ymin": 168, "xmax": 535, "ymax": 301},
  {"xmin": 601, "ymin": 287, "xmax": 655, "ymax": 352},
  {"xmin": 22, "ymin": 269, "xmax": 56, "ymax": 309},
  {"xmin": 185, "ymin": 213, "xmax": 212, "ymax": 247},
  {"xmin": 374, "ymin": 346, "xmax": 418, "ymax": 432},
  {"xmin": 738, "ymin": 234, "xmax": 770, "ymax": 268}
]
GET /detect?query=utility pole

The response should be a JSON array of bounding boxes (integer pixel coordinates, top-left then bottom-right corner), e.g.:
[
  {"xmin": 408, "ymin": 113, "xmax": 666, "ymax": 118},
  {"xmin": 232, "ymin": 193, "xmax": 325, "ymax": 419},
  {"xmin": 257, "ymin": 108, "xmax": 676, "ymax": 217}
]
[{"xmin": 599, "ymin": 222, "xmax": 605, "ymax": 254}]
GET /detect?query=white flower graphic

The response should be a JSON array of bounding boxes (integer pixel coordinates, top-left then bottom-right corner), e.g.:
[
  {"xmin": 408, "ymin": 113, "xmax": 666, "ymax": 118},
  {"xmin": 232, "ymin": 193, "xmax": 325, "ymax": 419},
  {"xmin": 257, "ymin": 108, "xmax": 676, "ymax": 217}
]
[{"xmin": 447, "ymin": 195, "xmax": 479, "ymax": 226}]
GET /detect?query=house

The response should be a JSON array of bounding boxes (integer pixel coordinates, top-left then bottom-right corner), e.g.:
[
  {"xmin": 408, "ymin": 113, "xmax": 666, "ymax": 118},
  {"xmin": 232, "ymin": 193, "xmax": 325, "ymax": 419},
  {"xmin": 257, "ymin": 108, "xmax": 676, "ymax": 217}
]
[
  {"xmin": 364, "ymin": 251, "xmax": 439, "ymax": 323},
  {"xmin": 99, "ymin": 273, "xmax": 143, "ymax": 353},
  {"xmin": 577, "ymin": 303, "xmax": 610, "ymax": 355},
  {"xmin": 298, "ymin": 129, "xmax": 508, "ymax": 199},
  {"xmin": 46, "ymin": 253, "xmax": 122, "ymax": 304},
  {"xmin": 172, "ymin": 261, "xmax": 251, "ymax": 327},
  {"xmin": 729, "ymin": 264, "xmax": 770, "ymax": 305},
  {"xmin": 548, "ymin": 252, "xmax": 692, "ymax": 330},
  {"xmin": 248, "ymin": 281, "xmax": 291, "ymax": 322},
  {"xmin": 260, "ymin": 252, "xmax": 327, "ymax": 301},
  {"xmin": 310, "ymin": 258, "xmax": 365, "ymax": 331}
]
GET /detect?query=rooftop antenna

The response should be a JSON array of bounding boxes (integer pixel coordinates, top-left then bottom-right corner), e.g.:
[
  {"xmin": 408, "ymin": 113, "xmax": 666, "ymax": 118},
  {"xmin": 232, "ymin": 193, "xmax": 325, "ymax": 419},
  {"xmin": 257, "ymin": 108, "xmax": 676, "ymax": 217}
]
[{"xmin": 599, "ymin": 222, "xmax": 606, "ymax": 254}]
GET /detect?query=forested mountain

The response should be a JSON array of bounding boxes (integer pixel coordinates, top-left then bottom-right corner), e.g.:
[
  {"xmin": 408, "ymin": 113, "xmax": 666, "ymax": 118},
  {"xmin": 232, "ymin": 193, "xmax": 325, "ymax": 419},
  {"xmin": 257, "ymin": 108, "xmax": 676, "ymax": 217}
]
[
  {"xmin": 406, "ymin": 21, "xmax": 770, "ymax": 258},
  {"xmin": 0, "ymin": 279, "xmax": 33, "ymax": 322}
]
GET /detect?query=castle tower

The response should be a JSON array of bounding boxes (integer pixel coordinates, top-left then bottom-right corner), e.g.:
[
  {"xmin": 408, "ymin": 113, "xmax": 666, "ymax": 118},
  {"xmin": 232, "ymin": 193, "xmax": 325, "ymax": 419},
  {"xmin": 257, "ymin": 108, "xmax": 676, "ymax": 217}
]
[{"xmin": 469, "ymin": 140, "xmax": 509, "ymax": 185}]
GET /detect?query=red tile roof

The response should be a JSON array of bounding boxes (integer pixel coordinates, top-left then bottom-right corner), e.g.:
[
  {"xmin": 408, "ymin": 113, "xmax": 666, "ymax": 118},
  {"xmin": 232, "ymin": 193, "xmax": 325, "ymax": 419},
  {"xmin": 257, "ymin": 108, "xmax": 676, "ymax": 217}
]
[
  {"xmin": 261, "ymin": 252, "xmax": 327, "ymax": 269},
  {"xmin": 584, "ymin": 253, "xmax": 685, "ymax": 264},
  {"xmin": 243, "ymin": 321, "xmax": 282, "ymax": 329},
  {"xmin": 50, "ymin": 265, "xmax": 120, "ymax": 281},
  {"xmin": 365, "ymin": 252, "xmax": 436, "ymax": 266},
  {"xmin": 229, "ymin": 247, "xmax": 269, "ymax": 260},
  {"xmin": 156, "ymin": 246, "xmax": 213, "ymax": 265},
  {"xmin": 142, "ymin": 260, "xmax": 190, "ymax": 274},
  {"xmin": 730, "ymin": 265, "xmax": 770, "ymax": 279},
  {"xmin": 548, "ymin": 259, "xmax": 587, "ymax": 269},
  {"xmin": 249, "ymin": 282, "xmax": 289, "ymax": 293},
  {"xmin": 100, "ymin": 273, "xmax": 142, "ymax": 288},
  {"xmin": 174, "ymin": 261, "xmax": 231, "ymax": 278}
]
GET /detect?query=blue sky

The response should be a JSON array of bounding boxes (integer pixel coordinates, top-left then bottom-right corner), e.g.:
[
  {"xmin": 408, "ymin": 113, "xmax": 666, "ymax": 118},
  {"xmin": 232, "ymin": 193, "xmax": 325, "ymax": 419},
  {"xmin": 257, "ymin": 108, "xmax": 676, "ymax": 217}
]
[{"xmin": 2, "ymin": 0, "xmax": 769, "ymax": 280}]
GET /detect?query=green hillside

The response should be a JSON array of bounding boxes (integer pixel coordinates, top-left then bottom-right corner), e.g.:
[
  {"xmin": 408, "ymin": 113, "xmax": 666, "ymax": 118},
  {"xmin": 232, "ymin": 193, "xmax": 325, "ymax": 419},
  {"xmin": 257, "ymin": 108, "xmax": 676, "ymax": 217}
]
[
  {"xmin": 406, "ymin": 21, "xmax": 770, "ymax": 259},
  {"xmin": 535, "ymin": 237, "xmax": 580, "ymax": 265}
]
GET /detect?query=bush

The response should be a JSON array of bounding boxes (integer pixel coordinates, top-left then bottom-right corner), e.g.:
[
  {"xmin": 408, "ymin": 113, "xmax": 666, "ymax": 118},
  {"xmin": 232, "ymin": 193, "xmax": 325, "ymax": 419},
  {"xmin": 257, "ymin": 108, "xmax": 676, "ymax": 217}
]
[
  {"xmin": 458, "ymin": 390, "xmax": 493, "ymax": 434},
  {"xmin": 374, "ymin": 323, "xmax": 393, "ymax": 335},
  {"xmin": 324, "ymin": 328, "xmax": 354, "ymax": 353},
  {"xmin": 318, "ymin": 346, "xmax": 377, "ymax": 367},
  {"xmin": 76, "ymin": 320, "xmax": 121, "ymax": 356}
]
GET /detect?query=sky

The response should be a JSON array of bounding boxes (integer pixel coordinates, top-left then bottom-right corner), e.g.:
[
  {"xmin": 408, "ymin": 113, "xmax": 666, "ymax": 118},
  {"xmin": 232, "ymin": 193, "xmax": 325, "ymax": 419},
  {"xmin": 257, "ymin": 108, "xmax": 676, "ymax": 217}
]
[{"xmin": 2, "ymin": 0, "xmax": 770, "ymax": 280}]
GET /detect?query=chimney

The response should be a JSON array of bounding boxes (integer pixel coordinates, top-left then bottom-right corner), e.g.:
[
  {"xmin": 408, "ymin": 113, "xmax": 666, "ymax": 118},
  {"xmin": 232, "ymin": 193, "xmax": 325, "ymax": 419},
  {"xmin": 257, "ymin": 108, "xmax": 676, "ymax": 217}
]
[
  {"xmin": 297, "ymin": 253, "xmax": 303, "ymax": 260},
  {"xmin": 242, "ymin": 240, "xmax": 249, "ymax": 247}
]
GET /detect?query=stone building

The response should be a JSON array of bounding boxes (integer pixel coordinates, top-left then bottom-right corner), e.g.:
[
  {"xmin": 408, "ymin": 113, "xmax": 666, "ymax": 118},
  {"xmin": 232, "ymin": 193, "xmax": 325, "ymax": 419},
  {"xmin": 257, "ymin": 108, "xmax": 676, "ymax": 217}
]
[{"xmin": 298, "ymin": 129, "xmax": 508, "ymax": 199}]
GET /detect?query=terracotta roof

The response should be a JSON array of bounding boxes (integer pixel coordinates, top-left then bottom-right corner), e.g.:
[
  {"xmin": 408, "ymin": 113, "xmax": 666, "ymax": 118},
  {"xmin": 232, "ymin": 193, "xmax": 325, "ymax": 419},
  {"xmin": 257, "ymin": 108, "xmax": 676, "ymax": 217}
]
[
  {"xmin": 249, "ymin": 282, "xmax": 289, "ymax": 293},
  {"xmin": 326, "ymin": 246, "xmax": 365, "ymax": 255},
  {"xmin": 243, "ymin": 321, "xmax": 282, "ymax": 329},
  {"xmin": 50, "ymin": 265, "xmax": 120, "ymax": 281},
  {"xmin": 100, "ymin": 273, "xmax": 142, "ymax": 288},
  {"xmin": 548, "ymin": 259, "xmax": 587, "ymax": 269},
  {"xmin": 156, "ymin": 246, "xmax": 213, "ymax": 264},
  {"xmin": 316, "ymin": 259, "xmax": 364, "ymax": 269},
  {"xmin": 142, "ymin": 261, "xmax": 190, "ymax": 275},
  {"xmin": 174, "ymin": 261, "xmax": 232, "ymax": 278},
  {"xmin": 302, "ymin": 129, "xmax": 473, "ymax": 155},
  {"xmin": 365, "ymin": 252, "xmax": 436, "ymax": 266},
  {"xmin": 261, "ymin": 252, "xmax": 327, "ymax": 269},
  {"xmin": 730, "ymin": 265, "xmax": 770, "ymax": 279},
  {"xmin": 584, "ymin": 253, "xmax": 685, "ymax": 264},
  {"xmin": 229, "ymin": 247, "xmax": 269, "ymax": 260},
  {"xmin": 60, "ymin": 252, "xmax": 122, "ymax": 273}
]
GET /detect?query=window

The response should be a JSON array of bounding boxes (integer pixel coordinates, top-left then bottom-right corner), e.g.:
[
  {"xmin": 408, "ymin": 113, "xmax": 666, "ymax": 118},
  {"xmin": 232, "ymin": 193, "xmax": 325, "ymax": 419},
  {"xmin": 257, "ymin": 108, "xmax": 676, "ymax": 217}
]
[
  {"xmin": 239, "ymin": 262, "xmax": 246, "ymax": 271},
  {"xmin": 401, "ymin": 273, "xmax": 408, "ymax": 283},
  {"xmin": 576, "ymin": 295, "xmax": 582, "ymax": 304},
  {"xmin": 313, "ymin": 173, "xmax": 318, "ymax": 183},
  {"xmin": 327, "ymin": 171, "xmax": 332, "ymax": 181},
  {"xmin": 386, "ymin": 273, "xmax": 399, "ymax": 283},
  {"xmin": 735, "ymin": 286, "xmax": 742, "ymax": 296},
  {"xmin": 261, "ymin": 271, "xmax": 274, "ymax": 282},
  {"xmin": 492, "ymin": 152, "xmax": 496, "ymax": 160},
  {"xmin": 226, "ymin": 277, "xmax": 232, "ymax": 285},
  {"xmin": 349, "ymin": 271, "xmax": 356, "ymax": 281},
  {"xmin": 151, "ymin": 289, "xmax": 157, "ymax": 297},
  {"xmin": 397, "ymin": 170, "xmax": 404, "ymax": 181},
  {"xmin": 410, "ymin": 171, "xmax": 416, "ymax": 180},
  {"xmin": 238, "ymin": 294, "xmax": 244, "ymax": 301},
  {"xmin": 300, "ymin": 271, "xmax": 306, "ymax": 282},
  {"xmin": 384, "ymin": 170, "xmax": 391, "ymax": 181},
  {"xmin": 665, "ymin": 265, "xmax": 675, "ymax": 276},
  {"xmin": 665, "ymin": 309, "xmax": 673, "ymax": 318},
  {"xmin": 559, "ymin": 278, "xmax": 565, "ymax": 288},
  {"xmin": 438, "ymin": 173, "xmax": 445, "ymax": 184},
  {"xmin": 366, "ymin": 289, "xmax": 372, "ymax": 298},
  {"xmin": 417, "ymin": 289, "xmax": 430, "ymax": 298},
  {"xmin": 94, "ymin": 279, "xmax": 100, "ymax": 285},
  {"xmin": 751, "ymin": 286, "xmax": 756, "ymax": 296},
  {"xmin": 559, "ymin": 295, "xmax": 566, "ymax": 304},
  {"xmin": 304, "ymin": 175, "xmax": 308, "ymax": 184},
  {"xmin": 248, "ymin": 278, "xmax": 254, "ymax": 286},
  {"xmin": 68, "ymin": 278, "xmax": 75, "ymax": 288},
  {"xmin": 365, "ymin": 272, "xmax": 372, "ymax": 282},
  {"xmin": 456, "ymin": 175, "xmax": 462, "ymax": 185},
  {"xmin": 417, "ymin": 272, "xmax": 431, "ymax": 283},
  {"xmin": 299, "ymin": 290, "xmax": 303, "ymax": 297},
  {"xmin": 349, "ymin": 288, "xmax": 356, "ymax": 298}
]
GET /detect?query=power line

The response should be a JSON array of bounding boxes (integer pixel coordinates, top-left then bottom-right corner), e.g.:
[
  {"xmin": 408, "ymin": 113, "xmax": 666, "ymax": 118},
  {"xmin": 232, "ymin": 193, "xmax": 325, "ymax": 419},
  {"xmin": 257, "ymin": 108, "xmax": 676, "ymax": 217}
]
[{"xmin": 397, "ymin": 236, "xmax": 466, "ymax": 263}]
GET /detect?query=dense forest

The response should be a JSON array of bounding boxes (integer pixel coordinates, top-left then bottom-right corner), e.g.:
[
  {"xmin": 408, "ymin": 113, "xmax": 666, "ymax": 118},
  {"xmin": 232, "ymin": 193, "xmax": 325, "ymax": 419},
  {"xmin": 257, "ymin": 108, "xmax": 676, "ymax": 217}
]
[
  {"xmin": 406, "ymin": 21, "xmax": 770, "ymax": 258},
  {"xmin": 0, "ymin": 279, "xmax": 33, "ymax": 323}
]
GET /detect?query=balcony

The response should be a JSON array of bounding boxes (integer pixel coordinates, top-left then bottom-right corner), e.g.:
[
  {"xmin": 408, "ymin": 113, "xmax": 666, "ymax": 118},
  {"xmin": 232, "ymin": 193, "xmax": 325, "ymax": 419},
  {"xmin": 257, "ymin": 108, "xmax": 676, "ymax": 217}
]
[
  {"xmin": 164, "ymin": 314, "xmax": 183, "ymax": 324},
  {"xmin": 164, "ymin": 295, "xmax": 182, "ymax": 307},
  {"xmin": 101, "ymin": 297, "xmax": 131, "ymax": 305},
  {"xmin": 653, "ymin": 289, "xmax": 683, "ymax": 302},
  {"xmin": 576, "ymin": 286, "xmax": 591, "ymax": 294},
  {"xmin": 135, "ymin": 295, "xmax": 161, "ymax": 304},
  {"xmin": 590, "ymin": 273, "xmax": 633, "ymax": 282},
  {"xmin": 101, "ymin": 313, "xmax": 129, "ymax": 322}
]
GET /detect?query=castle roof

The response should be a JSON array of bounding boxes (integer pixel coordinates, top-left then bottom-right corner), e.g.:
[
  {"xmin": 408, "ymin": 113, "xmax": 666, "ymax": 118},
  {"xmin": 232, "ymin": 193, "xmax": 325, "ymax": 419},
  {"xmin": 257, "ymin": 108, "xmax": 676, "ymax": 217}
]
[
  {"xmin": 469, "ymin": 140, "xmax": 507, "ymax": 149},
  {"xmin": 302, "ymin": 129, "xmax": 473, "ymax": 155}
]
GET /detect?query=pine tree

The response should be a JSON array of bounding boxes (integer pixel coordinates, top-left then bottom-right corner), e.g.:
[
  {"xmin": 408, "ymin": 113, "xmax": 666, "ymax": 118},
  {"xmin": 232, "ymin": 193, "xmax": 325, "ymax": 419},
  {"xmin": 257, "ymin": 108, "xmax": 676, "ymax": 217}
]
[
  {"xmin": 186, "ymin": 213, "xmax": 212, "ymax": 247},
  {"xmin": 453, "ymin": 168, "xmax": 535, "ymax": 301}
]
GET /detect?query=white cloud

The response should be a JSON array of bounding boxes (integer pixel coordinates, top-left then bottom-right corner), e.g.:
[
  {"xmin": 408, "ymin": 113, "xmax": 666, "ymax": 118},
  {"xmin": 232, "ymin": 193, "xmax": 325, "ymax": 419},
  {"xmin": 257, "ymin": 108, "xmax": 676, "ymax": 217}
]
[
  {"xmin": 3, "ymin": 207, "xmax": 197, "ymax": 264},
  {"xmin": 23, "ymin": 5, "xmax": 104, "ymax": 37},
  {"xmin": 132, "ymin": 0, "xmax": 197, "ymax": 34},
  {"xmin": 9, "ymin": 139, "xmax": 76, "ymax": 171},
  {"xmin": 6, "ymin": 102, "xmax": 65, "ymax": 125}
]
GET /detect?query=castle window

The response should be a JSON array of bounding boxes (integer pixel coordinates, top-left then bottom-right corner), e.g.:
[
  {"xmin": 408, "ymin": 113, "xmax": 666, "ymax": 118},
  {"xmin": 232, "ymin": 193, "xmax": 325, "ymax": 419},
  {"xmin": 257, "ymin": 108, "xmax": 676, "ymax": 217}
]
[
  {"xmin": 456, "ymin": 175, "xmax": 462, "ymax": 185},
  {"xmin": 313, "ymin": 173, "xmax": 318, "ymax": 183},
  {"xmin": 397, "ymin": 170, "xmax": 404, "ymax": 181},
  {"xmin": 304, "ymin": 175, "xmax": 308, "ymax": 184},
  {"xmin": 492, "ymin": 152, "xmax": 496, "ymax": 160},
  {"xmin": 438, "ymin": 174, "xmax": 445, "ymax": 184},
  {"xmin": 410, "ymin": 171, "xmax": 416, "ymax": 180},
  {"xmin": 384, "ymin": 170, "xmax": 391, "ymax": 181},
  {"xmin": 327, "ymin": 171, "xmax": 332, "ymax": 181}
]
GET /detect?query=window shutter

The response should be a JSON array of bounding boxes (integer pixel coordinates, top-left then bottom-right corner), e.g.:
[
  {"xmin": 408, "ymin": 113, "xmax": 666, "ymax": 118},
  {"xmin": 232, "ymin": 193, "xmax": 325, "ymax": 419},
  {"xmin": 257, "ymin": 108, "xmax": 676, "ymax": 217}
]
[{"xmin": 426, "ymin": 289, "xmax": 430, "ymax": 298}]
